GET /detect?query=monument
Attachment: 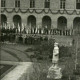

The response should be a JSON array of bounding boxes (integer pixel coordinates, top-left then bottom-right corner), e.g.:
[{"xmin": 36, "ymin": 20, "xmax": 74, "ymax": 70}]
[{"xmin": 47, "ymin": 42, "xmax": 62, "ymax": 80}]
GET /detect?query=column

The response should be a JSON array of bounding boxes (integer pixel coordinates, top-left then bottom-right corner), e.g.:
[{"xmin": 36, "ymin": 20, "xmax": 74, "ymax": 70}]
[
  {"xmin": 36, "ymin": 15, "xmax": 42, "ymax": 28},
  {"xmin": 67, "ymin": 17, "xmax": 73, "ymax": 29},
  {"xmin": 51, "ymin": 16, "xmax": 57, "ymax": 29},
  {"xmin": 22, "ymin": 14, "xmax": 27, "ymax": 28},
  {"xmin": 7, "ymin": 15, "xmax": 13, "ymax": 28}
]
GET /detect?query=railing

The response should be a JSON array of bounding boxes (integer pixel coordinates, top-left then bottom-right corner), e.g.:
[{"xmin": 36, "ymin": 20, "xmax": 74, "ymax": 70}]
[{"xmin": 1, "ymin": 28, "xmax": 76, "ymax": 36}]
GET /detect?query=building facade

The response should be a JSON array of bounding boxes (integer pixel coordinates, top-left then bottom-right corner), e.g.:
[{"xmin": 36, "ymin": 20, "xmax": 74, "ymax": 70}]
[
  {"xmin": 1, "ymin": 0, "xmax": 80, "ymax": 29},
  {"xmin": 1, "ymin": 0, "xmax": 80, "ymax": 45}
]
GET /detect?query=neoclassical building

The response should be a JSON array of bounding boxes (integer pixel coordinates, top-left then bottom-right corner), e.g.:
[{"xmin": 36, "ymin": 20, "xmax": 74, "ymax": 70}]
[
  {"xmin": 1, "ymin": 0, "xmax": 80, "ymax": 29},
  {"xmin": 1, "ymin": 0, "xmax": 80, "ymax": 45}
]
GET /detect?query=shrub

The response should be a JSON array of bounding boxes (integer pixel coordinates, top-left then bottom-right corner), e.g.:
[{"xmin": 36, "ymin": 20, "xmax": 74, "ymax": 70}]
[
  {"xmin": 25, "ymin": 48, "xmax": 35, "ymax": 52},
  {"xmin": 34, "ymin": 39, "xmax": 73, "ymax": 60},
  {"xmin": 73, "ymin": 68, "xmax": 80, "ymax": 75},
  {"xmin": 34, "ymin": 39, "xmax": 55, "ymax": 60},
  {"xmin": 59, "ymin": 46, "xmax": 72, "ymax": 58}
]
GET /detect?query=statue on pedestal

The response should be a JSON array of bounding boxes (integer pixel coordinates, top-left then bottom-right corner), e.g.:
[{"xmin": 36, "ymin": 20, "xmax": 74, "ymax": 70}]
[{"xmin": 47, "ymin": 42, "xmax": 62, "ymax": 80}]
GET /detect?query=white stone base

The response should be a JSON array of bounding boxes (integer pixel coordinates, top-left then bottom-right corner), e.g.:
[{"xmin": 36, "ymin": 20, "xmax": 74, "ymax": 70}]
[{"xmin": 47, "ymin": 64, "xmax": 62, "ymax": 79}]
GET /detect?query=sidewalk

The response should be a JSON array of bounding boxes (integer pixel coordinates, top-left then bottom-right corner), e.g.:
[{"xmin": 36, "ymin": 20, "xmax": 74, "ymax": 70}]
[{"xmin": 1, "ymin": 61, "xmax": 33, "ymax": 80}]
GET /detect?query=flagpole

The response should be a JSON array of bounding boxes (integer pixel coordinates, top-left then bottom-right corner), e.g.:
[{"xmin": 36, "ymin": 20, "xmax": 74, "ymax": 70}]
[
  {"xmin": 18, "ymin": 23, "xmax": 20, "ymax": 33},
  {"xmin": 22, "ymin": 23, "xmax": 24, "ymax": 33},
  {"xmin": 4, "ymin": 23, "xmax": 7, "ymax": 30}
]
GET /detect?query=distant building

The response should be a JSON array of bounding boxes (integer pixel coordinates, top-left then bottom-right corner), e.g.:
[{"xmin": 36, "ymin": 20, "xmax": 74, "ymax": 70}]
[
  {"xmin": 1, "ymin": 0, "xmax": 80, "ymax": 30},
  {"xmin": 1, "ymin": 0, "xmax": 80, "ymax": 45}
]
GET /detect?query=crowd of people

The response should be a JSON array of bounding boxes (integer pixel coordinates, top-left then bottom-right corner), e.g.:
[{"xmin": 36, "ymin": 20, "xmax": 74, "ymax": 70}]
[
  {"xmin": 0, "ymin": 33, "xmax": 49, "ymax": 45},
  {"xmin": 1, "ymin": 27, "xmax": 74, "ymax": 36},
  {"xmin": 0, "ymin": 25, "xmax": 78, "ymax": 44}
]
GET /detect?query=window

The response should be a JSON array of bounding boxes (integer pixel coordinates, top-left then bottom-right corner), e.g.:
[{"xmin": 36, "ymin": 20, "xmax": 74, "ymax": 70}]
[
  {"xmin": 30, "ymin": 0, "xmax": 35, "ymax": 8},
  {"xmin": 60, "ymin": 0, "xmax": 66, "ymax": 9},
  {"xmin": 45, "ymin": 0, "xmax": 50, "ymax": 8},
  {"xmin": 1, "ymin": 0, "xmax": 5, "ymax": 7},
  {"xmin": 76, "ymin": 0, "xmax": 80, "ymax": 9},
  {"xmin": 15, "ymin": 0, "xmax": 20, "ymax": 7}
]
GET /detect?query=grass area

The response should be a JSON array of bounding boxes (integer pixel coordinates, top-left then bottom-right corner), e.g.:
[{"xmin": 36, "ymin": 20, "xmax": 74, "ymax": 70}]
[
  {"xmin": 0, "ymin": 43, "xmax": 80, "ymax": 80},
  {"xmin": 28, "ymin": 58, "xmax": 80, "ymax": 80},
  {"xmin": 1, "ymin": 50, "xmax": 18, "ymax": 61},
  {"xmin": 2, "ymin": 49, "xmax": 22, "ymax": 61},
  {"xmin": 1, "ymin": 43, "xmax": 31, "ymax": 62},
  {"xmin": 0, "ymin": 64, "xmax": 15, "ymax": 78},
  {"xmin": 25, "ymin": 40, "xmax": 80, "ymax": 80}
]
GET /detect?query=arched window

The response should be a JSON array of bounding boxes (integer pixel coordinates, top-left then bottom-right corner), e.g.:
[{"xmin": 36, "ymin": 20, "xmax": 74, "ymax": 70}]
[
  {"xmin": 1, "ymin": 14, "xmax": 7, "ymax": 26},
  {"xmin": 15, "ymin": 0, "xmax": 20, "ymax": 7},
  {"xmin": 76, "ymin": 0, "xmax": 80, "ymax": 9},
  {"xmin": 73, "ymin": 17, "xmax": 80, "ymax": 30},
  {"xmin": 44, "ymin": 0, "xmax": 50, "ymax": 8},
  {"xmin": 57, "ymin": 16, "xmax": 67, "ymax": 30},
  {"xmin": 42, "ymin": 16, "xmax": 51, "ymax": 29},
  {"xmin": 1, "ymin": 0, "xmax": 6, "ymax": 7},
  {"xmin": 60, "ymin": 0, "xmax": 66, "ymax": 9},
  {"xmin": 30, "ymin": 0, "xmax": 35, "ymax": 8},
  {"xmin": 13, "ymin": 15, "xmax": 22, "ymax": 28},
  {"xmin": 27, "ymin": 15, "xmax": 36, "ymax": 28}
]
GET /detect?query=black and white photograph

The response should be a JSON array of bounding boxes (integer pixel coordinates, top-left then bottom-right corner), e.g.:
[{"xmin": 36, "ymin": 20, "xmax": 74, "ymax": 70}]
[{"xmin": 0, "ymin": 0, "xmax": 80, "ymax": 80}]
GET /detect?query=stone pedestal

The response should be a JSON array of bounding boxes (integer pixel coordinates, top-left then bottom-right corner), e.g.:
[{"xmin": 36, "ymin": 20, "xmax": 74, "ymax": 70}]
[{"xmin": 47, "ymin": 64, "xmax": 62, "ymax": 79}]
